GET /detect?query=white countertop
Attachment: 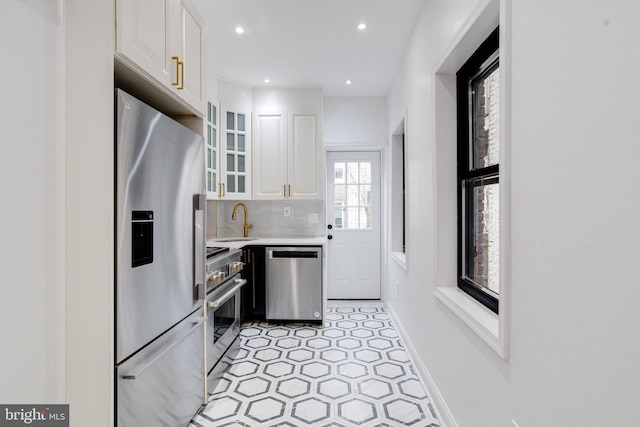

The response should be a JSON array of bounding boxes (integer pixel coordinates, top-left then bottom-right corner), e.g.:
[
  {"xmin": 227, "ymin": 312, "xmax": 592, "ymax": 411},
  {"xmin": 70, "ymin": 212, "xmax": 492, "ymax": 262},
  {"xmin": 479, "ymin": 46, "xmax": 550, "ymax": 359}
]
[{"xmin": 207, "ymin": 236, "xmax": 327, "ymax": 249}]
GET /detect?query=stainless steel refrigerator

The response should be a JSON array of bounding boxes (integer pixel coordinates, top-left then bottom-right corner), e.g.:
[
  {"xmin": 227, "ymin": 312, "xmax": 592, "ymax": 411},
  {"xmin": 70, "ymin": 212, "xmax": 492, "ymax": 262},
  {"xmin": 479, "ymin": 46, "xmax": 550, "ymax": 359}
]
[{"xmin": 114, "ymin": 89, "xmax": 206, "ymax": 426}]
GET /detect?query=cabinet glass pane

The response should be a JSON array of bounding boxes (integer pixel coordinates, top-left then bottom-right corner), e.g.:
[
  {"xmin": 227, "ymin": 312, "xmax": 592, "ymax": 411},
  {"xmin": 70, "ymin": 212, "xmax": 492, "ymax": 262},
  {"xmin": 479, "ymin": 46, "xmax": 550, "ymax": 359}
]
[
  {"xmin": 207, "ymin": 171, "xmax": 213, "ymax": 192},
  {"xmin": 227, "ymin": 133, "xmax": 234, "ymax": 150},
  {"xmin": 238, "ymin": 155, "xmax": 245, "ymax": 173},
  {"xmin": 213, "ymin": 151, "xmax": 217, "ymax": 168},
  {"xmin": 207, "ymin": 148, "xmax": 213, "ymax": 169},
  {"xmin": 227, "ymin": 154, "xmax": 235, "ymax": 172},
  {"xmin": 207, "ymin": 126, "xmax": 212, "ymax": 147},
  {"xmin": 227, "ymin": 112, "xmax": 235, "ymax": 130},
  {"xmin": 238, "ymin": 114, "xmax": 245, "ymax": 131},
  {"xmin": 212, "ymin": 127, "xmax": 217, "ymax": 148},
  {"xmin": 212, "ymin": 105, "xmax": 217, "ymax": 126},
  {"xmin": 238, "ymin": 134, "xmax": 245, "ymax": 152},
  {"xmin": 238, "ymin": 176, "xmax": 245, "ymax": 193},
  {"xmin": 227, "ymin": 175, "xmax": 235, "ymax": 193},
  {"xmin": 207, "ymin": 102, "xmax": 212, "ymax": 123}
]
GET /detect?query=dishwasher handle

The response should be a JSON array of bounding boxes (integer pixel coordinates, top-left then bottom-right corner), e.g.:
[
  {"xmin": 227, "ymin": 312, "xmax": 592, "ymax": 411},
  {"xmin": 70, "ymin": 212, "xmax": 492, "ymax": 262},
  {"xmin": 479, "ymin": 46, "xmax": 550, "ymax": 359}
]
[{"xmin": 270, "ymin": 250, "xmax": 319, "ymax": 259}]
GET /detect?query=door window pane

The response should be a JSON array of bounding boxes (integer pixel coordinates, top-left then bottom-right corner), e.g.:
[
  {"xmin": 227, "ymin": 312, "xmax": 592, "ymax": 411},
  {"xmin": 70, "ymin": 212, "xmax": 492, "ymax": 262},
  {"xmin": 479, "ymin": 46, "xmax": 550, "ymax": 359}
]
[{"xmin": 333, "ymin": 161, "xmax": 373, "ymax": 230}]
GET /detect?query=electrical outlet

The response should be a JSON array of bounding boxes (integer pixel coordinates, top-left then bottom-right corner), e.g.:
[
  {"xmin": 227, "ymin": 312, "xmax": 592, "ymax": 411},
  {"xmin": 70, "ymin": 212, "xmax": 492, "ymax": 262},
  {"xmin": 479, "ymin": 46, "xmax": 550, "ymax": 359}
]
[{"xmin": 284, "ymin": 207, "xmax": 292, "ymax": 217}]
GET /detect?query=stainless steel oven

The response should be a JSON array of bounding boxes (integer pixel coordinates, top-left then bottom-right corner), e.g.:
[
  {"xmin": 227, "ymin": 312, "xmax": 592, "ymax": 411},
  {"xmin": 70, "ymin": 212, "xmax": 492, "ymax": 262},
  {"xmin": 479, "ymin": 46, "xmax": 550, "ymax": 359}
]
[{"xmin": 205, "ymin": 247, "xmax": 246, "ymax": 392}]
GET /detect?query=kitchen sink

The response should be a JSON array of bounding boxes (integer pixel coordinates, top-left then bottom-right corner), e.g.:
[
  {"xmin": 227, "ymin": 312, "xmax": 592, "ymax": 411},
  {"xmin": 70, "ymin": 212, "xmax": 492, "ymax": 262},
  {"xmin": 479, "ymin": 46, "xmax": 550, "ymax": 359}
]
[{"xmin": 213, "ymin": 237, "xmax": 258, "ymax": 242}]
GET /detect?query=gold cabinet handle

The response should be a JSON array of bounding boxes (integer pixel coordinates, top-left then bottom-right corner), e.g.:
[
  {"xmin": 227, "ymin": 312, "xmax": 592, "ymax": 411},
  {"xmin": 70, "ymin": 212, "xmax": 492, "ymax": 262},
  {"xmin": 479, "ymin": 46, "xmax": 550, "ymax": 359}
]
[
  {"xmin": 218, "ymin": 183, "xmax": 222, "ymax": 197},
  {"xmin": 178, "ymin": 60, "xmax": 184, "ymax": 90},
  {"xmin": 222, "ymin": 183, "xmax": 225, "ymax": 197},
  {"xmin": 288, "ymin": 184, "xmax": 291, "ymax": 198},
  {"xmin": 171, "ymin": 56, "xmax": 180, "ymax": 86},
  {"xmin": 283, "ymin": 184, "xmax": 287, "ymax": 198}
]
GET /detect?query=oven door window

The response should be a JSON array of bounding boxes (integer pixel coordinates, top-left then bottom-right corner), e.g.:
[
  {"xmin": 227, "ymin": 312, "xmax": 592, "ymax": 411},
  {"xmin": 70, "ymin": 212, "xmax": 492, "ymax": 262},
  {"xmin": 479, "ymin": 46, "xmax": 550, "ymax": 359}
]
[{"xmin": 213, "ymin": 294, "xmax": 236, "ymax": 344}]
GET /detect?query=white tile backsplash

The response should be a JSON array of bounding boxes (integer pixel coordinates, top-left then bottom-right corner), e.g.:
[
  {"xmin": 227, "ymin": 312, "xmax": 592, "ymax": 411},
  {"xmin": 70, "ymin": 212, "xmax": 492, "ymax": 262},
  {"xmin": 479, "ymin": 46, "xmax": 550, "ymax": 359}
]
[{"xmin": 207, "ymin": 200, "xmax": 326, "ymax": 239}]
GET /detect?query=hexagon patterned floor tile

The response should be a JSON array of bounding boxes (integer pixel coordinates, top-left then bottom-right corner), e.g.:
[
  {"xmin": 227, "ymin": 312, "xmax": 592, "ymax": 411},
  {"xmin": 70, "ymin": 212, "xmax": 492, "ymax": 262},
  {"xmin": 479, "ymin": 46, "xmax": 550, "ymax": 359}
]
[{"xmin": 190, "ymin": 307, "xmax": 439, "ymax": 427}]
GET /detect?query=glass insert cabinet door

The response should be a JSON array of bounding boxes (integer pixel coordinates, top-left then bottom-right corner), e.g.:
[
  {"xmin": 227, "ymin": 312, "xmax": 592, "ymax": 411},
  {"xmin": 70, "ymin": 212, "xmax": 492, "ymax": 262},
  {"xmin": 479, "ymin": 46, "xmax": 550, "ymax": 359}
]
[
  {"xmin": 205, "ymin": 100, "xmax": 219, "ymax": 199},
  {"xmin": 221, "ymin": 107, "xmax": 250, "ymax": 199}
]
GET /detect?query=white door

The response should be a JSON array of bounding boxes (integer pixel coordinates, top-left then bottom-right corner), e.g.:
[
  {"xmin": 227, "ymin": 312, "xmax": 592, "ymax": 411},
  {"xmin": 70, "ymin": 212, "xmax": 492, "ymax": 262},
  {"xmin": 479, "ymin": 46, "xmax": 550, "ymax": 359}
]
[{"xmin": 326, "ymin": 151, "xmax": 381, "ymax": 299}]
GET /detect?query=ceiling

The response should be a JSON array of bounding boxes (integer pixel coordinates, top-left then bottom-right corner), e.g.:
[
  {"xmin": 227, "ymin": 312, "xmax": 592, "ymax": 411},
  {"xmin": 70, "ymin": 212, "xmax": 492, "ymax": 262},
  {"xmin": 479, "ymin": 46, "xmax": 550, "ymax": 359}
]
[{"xmin": 193, "ymin": 0, "xmax": 426, "ymax": 97}]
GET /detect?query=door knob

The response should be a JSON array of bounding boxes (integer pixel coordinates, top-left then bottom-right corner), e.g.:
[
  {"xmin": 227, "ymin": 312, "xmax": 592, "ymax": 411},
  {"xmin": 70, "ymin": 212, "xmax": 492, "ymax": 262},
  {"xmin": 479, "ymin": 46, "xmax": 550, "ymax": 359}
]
[{"xmin": 328, "ymin": 235, "xmax": 333, "ymax": 240}]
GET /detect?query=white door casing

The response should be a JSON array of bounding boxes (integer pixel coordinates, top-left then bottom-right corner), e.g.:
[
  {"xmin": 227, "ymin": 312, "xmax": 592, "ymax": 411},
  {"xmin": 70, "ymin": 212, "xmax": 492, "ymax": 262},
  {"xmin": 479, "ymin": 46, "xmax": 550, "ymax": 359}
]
[{"xmin": 326, "ymin": 151, "xmax": 381, "ymax": 299}]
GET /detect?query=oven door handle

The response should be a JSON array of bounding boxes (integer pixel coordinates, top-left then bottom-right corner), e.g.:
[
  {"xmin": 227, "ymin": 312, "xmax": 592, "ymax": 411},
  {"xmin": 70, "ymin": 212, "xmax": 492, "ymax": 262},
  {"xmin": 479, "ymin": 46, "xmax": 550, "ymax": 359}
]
[
  {"xmin": 208, "ymin": 278, "xmax": 247, "ymax": 309},
  {"xmin": 122, "ymin": 317, "xmax": 206, "ymax": 380}
]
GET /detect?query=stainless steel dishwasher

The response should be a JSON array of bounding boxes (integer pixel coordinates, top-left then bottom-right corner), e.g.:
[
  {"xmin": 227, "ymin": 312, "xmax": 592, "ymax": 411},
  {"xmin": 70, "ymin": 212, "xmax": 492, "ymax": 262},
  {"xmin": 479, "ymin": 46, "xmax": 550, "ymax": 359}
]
[{"xmin": 265, "ymin": 246, "xmax": 322, "ymax": 322}]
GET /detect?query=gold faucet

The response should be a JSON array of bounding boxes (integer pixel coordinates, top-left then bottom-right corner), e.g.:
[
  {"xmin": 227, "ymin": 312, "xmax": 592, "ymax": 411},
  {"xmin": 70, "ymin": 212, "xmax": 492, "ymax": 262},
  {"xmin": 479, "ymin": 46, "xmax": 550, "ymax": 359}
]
[{"xmin": 231, "ymin": 202, "xmax": 253, "ymax": 238}]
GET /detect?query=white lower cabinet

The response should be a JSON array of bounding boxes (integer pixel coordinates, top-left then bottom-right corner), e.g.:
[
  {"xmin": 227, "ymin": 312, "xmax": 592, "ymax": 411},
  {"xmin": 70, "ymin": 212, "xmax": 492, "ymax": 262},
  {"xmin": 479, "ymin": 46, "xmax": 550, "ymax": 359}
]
[{"xmin": 253, "ymin": 108, "xmax": 323, "ymax": 200}]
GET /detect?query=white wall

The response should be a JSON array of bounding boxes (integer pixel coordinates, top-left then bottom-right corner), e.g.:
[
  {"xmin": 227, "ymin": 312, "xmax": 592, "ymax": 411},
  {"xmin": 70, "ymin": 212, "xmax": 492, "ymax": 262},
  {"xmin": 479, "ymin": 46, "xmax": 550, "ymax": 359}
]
[
  {"xmin": 509, "ymin": 1, "xmax": 640, "ymax": 425},
  {"xmin": 324, "ymin": 97, "xmax": 388, "ymax": 145},
  {"xmin": 66, "ymin": 0, "xmax": 115, "ymax": 425},
  {"xmin": 388, "ymin": 0, "xmax": 640, "ymax": 426},
  {"xmin": 0, "ymin": 0, "xmax": 65, "ymax": 403}
]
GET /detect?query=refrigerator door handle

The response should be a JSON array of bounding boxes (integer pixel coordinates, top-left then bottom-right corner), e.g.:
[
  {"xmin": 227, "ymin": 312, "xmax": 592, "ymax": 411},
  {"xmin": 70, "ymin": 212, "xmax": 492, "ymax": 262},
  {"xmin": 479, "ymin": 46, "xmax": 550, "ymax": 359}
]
[
  {"xmin": 122, "ymin": 317, "xmax": 206, "ymax": 380},
  {"xmin": 194, "ymin": 194, "xmax": 206, "ymax": 299}
]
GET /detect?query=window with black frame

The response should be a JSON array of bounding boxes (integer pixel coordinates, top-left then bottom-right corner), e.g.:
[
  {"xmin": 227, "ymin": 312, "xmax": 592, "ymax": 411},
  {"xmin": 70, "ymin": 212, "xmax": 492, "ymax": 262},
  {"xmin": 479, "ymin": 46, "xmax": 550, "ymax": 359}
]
[{"xmin": 457, "ymin": 27, "xmax": 500, "ymax": 314}]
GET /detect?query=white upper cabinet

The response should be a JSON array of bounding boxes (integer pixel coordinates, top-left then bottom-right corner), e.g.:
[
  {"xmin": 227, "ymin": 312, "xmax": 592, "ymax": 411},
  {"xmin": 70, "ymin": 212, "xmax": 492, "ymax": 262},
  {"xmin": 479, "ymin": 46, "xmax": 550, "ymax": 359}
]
[
  {"xmin": 221, "ymin": 107, "xmax": 251, "ymax": 200},
  {"xmin": 253, "ymin": 105, "xmax": 323, "ymax": 200},
  {"xmin": 116, "ymin": 0, "xmax": 205, "ymax": 115}
]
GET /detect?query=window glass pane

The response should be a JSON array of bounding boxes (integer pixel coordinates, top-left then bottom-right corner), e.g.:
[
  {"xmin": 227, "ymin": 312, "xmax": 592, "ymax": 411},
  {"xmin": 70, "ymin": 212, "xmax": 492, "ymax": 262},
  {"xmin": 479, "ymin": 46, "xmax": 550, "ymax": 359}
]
[
  {"xmin": 226, "ymin": 112, "xmax": 234, "ymax": 130},
  {"xmin": 346, "ymin": 163, "xmax": 359, "ymax": 184},
  {"xmin": 238, "ymin": 134, "xmax": 245, "ymax": 152},
  {"xmin": 227, "ymin": 175, "xmax": 235, "ymax": 193},
  {"xmin": 359, "ymin": 207, "xmax": 371, "ymax": 229},
  {"xmin": 334, "ymin": 163, "xmax": 345, "ymax": 184},
  {"xmin": 346, "ymin": 185, "xmax": 359, "ymax": 206},
  {"xmin": 238, "ymin": 155, "xmax": 245, "ymax": 172},
  {"xmin": 334, "ymin": 203, "xmax": 344, "ymax": 229},
  {"xmin": 334, "ymin": 184, "xmax": 346, "ymax": 206},
  {"xmin": 238, "ymin": 176, "xmax": 245, "ymax": 193},
  {"xmin": 238, "ymin": 114, "xmax": 245, "ymax": 132},
  {"xmin": 360, "ymin": 185, "xmax": 371, "ymax": 205},
  {"xmin": 472, "ymin": 65, "xmax": 500, "ymax": 169},
  {"xmin": 467, "ymin": 178, "xmax": 500, "ymax": 293},
  {"xmin": 359, "ymin": 162, "xmax": 371, "ymax": 184},
  {"xmin": 227, "ymin": 154, "xmax": 235, "ymax": 172},
  {"xmin": 227, "ymin": 133, "xmax": 234, "ymax": 151}
]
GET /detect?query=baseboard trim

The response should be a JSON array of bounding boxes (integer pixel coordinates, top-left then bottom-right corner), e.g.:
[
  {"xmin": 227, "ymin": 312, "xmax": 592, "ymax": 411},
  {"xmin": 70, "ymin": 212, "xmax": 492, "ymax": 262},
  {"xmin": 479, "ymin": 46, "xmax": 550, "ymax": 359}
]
[{"xmin": 387, "ymin": 305, "xmax": 458, "ymax": 427}]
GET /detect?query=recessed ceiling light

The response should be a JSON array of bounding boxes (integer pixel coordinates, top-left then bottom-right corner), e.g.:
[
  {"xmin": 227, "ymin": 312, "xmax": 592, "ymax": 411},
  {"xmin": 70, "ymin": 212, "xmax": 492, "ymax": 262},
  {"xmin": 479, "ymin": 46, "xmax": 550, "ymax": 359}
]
[
  {"xmin": 264, "ymin": 79, "xmax": 270, "ymax": 84},
  {"xmin": 345, "ymin": 80, "xmax": 352, "ymax": 85},
  {"xmin": 358, "ymin": 23, "xmax": 367, "ymax": 30},
  {"xmin": 235, "ymin": 26, "xmax": 244, "ymax": 34}
]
